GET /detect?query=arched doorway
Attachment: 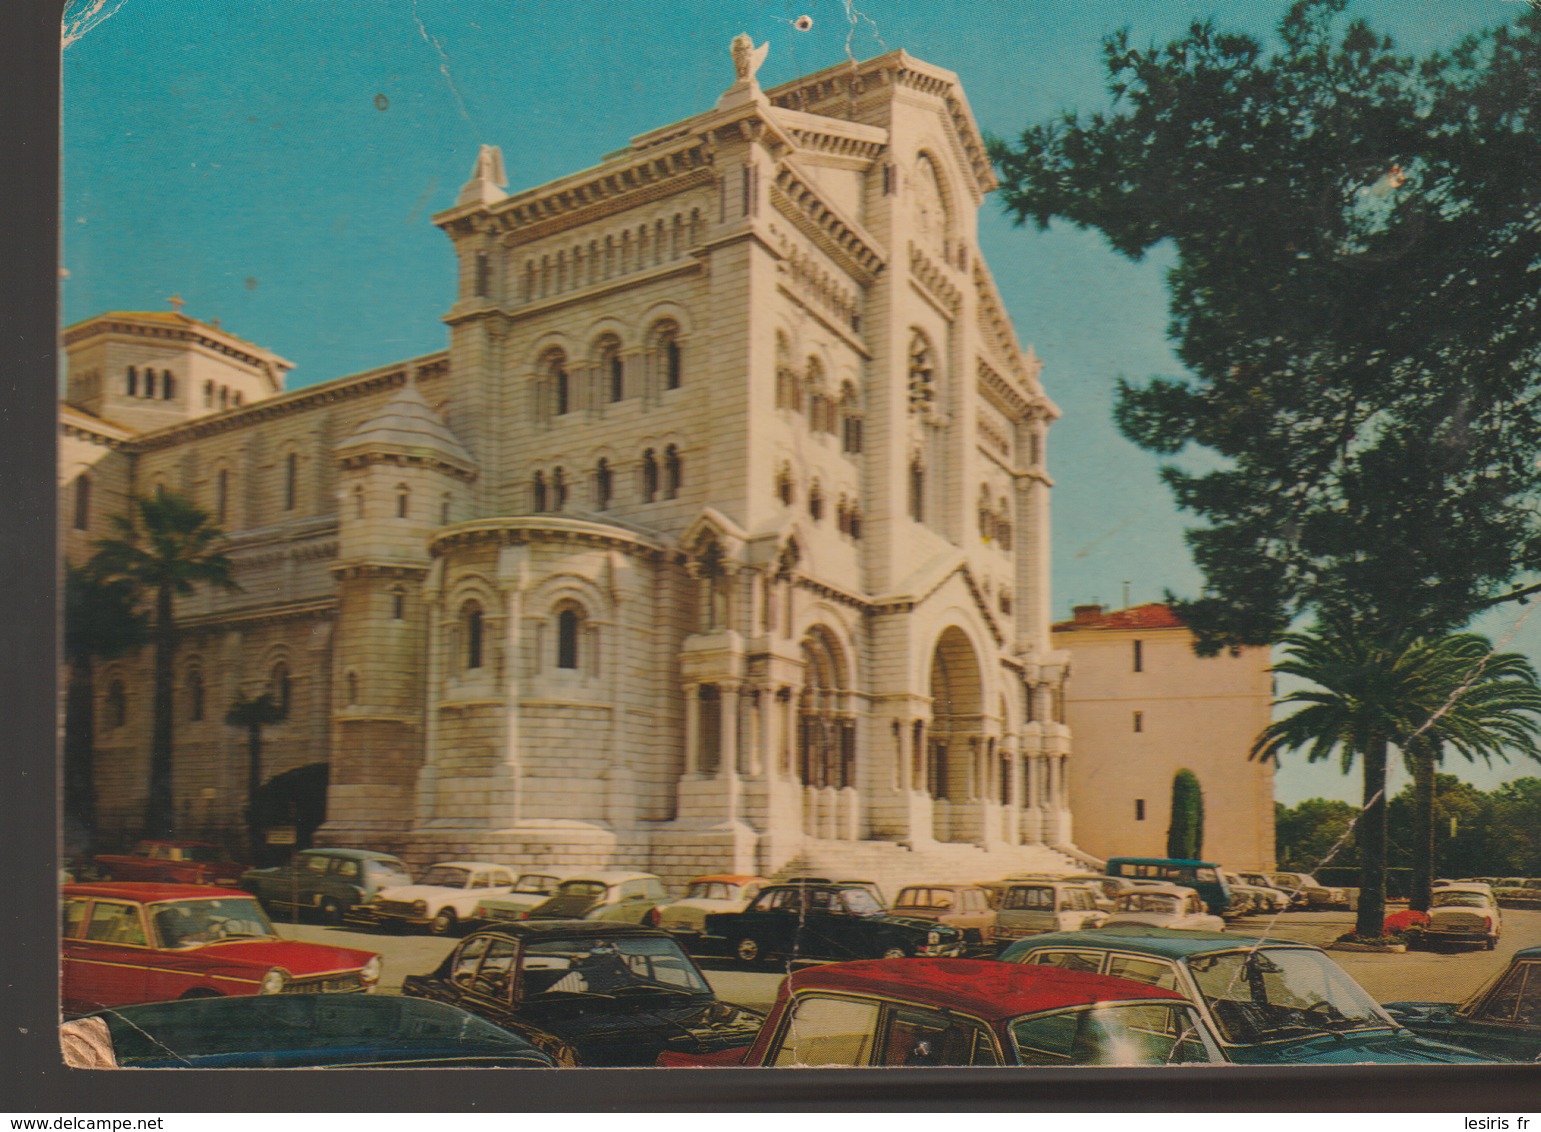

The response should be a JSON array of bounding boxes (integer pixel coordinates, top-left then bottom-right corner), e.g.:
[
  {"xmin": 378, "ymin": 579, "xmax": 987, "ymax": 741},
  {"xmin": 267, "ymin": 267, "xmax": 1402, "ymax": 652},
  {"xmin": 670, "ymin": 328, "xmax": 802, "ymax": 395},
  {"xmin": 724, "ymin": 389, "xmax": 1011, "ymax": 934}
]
[
  {"xmin": 927, "ymin": 627, "xmax": 984, "ymax": 843},
  {"xmin": 797, "ymin": 626, "xmax": 856, "ymax": 839},
  {"xmin": 250, "ymin": 762, "xmax": 329, "ymax": 866}
]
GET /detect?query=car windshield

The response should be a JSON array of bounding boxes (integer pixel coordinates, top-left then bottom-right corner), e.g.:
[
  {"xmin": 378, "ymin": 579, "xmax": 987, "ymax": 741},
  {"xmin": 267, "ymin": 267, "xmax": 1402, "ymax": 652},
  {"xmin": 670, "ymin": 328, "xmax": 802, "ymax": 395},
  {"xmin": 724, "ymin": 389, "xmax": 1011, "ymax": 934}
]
[
  {"xmin": 686, "ymin": 882, "xmax": 731, "ymax": 900},
  {"xmin": 364, "ymin": 859, "xmax": 412, "ymax": 884},
  {"xmin": 841, "ymin": 889, "xmax": 884, "ymax": 916},
  {"xmin": 1010, "ymin": 1002, "xmax": 1214, "ymax": 1066},
  {"xmin": 150, "ymin": 897, "xmax": 275, "ymax": 948},
  {"xmin": 419, "ymin": 867, "xmax": 473, "ymax": 888},
  {"xmin": 555, "ymin": 881, "xmax": 607, "ymax": 899},
  {"xmin": 1431, "ymin": 891, "xmax": 1490, "ymax": 909},
  {"xmin": 895, "ymin": 888, "xmax": 952, "ymax": 909},
  {"xmin": 520, "ymin": 936, "xmax": 711, "ymax": 998},
  {"xmin": 1118, "ymin": 894, "xmax": 1181, "ymax": 914},
  {"xmin": 1186, "ymin": 947, "xmax": 1391, "ymax": 1044},
  {"xmin": 514, "ymin": 874, "xmax": 559, "ymax": 894}
]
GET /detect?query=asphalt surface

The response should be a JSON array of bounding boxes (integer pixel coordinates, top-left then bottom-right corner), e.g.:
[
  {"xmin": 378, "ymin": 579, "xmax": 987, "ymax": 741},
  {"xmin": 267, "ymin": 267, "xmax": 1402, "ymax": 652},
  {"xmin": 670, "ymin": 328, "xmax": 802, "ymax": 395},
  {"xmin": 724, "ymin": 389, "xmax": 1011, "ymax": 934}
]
[{"xmin": 271, "ymin": 906, "xmax": 1541, "ymax": 1014}]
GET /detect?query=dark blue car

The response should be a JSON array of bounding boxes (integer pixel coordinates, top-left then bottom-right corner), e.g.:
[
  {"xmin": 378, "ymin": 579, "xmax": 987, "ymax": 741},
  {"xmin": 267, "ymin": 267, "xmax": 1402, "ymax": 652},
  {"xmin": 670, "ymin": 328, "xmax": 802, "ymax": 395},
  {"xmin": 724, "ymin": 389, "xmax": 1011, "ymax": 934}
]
[{"xmin": 1384, "ymin": 945, "xmax": 1541, "ymax": 1062}]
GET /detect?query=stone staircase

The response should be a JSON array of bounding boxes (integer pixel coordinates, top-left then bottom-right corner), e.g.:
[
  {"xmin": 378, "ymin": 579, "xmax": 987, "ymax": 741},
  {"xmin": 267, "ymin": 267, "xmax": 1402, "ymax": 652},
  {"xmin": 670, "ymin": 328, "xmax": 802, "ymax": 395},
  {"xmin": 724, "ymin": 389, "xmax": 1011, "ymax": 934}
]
[{"xmin": 775, "ymin": 840, "xmax": 1090, "ymax": 901}]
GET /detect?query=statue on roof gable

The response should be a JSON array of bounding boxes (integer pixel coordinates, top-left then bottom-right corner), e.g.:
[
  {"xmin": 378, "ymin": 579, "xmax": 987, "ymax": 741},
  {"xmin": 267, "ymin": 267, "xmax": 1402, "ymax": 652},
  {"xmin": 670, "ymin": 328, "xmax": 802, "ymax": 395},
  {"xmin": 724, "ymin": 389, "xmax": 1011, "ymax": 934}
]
[
  {"xmin": 457, "ymin": 143, "xmax": 508, "ymax": 206},
  {"xmin": 730, "ymin": 33, "xmax": 769, "ymax": 84}
]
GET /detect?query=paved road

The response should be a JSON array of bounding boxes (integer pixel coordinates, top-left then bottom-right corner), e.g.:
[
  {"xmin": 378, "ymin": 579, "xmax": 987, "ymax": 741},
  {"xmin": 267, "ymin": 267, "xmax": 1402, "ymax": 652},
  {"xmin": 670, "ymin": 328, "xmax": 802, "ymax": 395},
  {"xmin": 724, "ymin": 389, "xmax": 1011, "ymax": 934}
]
[{"xmin": 272, "ymin": 906, "xmax": 1541, "ymax": 1015}]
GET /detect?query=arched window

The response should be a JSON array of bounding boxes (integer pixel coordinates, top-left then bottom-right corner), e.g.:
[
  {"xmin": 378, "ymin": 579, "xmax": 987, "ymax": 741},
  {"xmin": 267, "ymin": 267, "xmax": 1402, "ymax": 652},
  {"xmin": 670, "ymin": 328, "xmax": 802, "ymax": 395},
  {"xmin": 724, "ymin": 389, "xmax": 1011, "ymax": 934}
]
[
  {"xmin": 532, "ymin": 471, "xmax": 547, "ymax": 513},
  {"xmin": 556, "ymin": 606, "xmax": 581, "ymax": 670},
  {"xmin": 352, "ymin": 484, "xmax": 365, "ymax": 520},
  {"xmin": 145, "ymin": 370, "xmax": 157, "ymax": 399},
  {"xmin": 463, "ymin": 602, "xmax": 484, "ymax": 670},
  {"xmin": 775, "ymin": 333, "xmax": 801, "ymax": 412},
  {"xmin": 284, "ymin": 452, "xmax": 298, "ymax": 511},
  {"xmin": 641, "ymin": 449, "xmax": 658, "ymax": 502},
  {"xmin": 543, "ymin": 350, "xmax": 570, "ymax": 416},
  {"xmin": 664, "ymin": 445, "xmax": 682, "ymax": 499},
  {"xmin": 126, "ymin": 367, "xmax": 138, "ymax": 397},
  {"xmin": 840, "ymin": 382, "xmax": 864, "ymax": 454},
  {"xmin": 997, "ymin": 497, "xmax": 1013, "ymax": 549},
  {"xmin": 204, "ymin": 380, "xmax": 214, "ymax": 408},
  {"xmin": 475, "ymin": 249, "xmax": 491, "ymax": 297},
  {"xmin": 396, "ymin": 484, "xmax": 410, "ymax": 519},
  {"xmin": 162, "ymin": 372, "xmax": 175, "ymax": 401},
  {"xmin": 979, "ymin": 486, "xmax": 995, "ymax": 541},
  {"xmin": 441, "ymin": 494, "xmax": 452, "ymax": 524},
  {"xmin": 595, "ymin": 458, "xmax": 612, "ymax": 510},
  {"xmin": 665, "ymin": 337, "xmax": 682, "ymax": 390},
  {"xmin": 270, "ymin": 661, "xmax": 291, "ymax": 718},
  {"xmin": 106, "ymin": 680, "xmax": 126, "ymax": 729},
  {"xmin": 909, "ymin": 458, "xmax": 925, "ymax": 522},
  {"xmin": 73, "ymin": 474, "xmax": 90, "ymax": 531},
  {"xmin": 187, "ymin": 668, "xmax": 204, "ymax": 722},
  {"xmin": 776, "ymin": 464, "xmax": 794, "ymax": 506},
  {"xmin": 391, "ymin": 586, "xmax": 406, "ymax": 620},
  {"xmin": 218, "ymin": 469, "xmax": 231, "ymax": 524},
  {"xmin": 850, "ymin": 505, "xmax": 863, "ymax": 540},
  {"xmin": 219, "ymin": 386, "xmax": 229, "ymax": 410},
  {"xmin": 596, "ymin": 336, "xmax": 624, "ymax": 403},
  {"xmin": 552, "ymin": 466, "xmax": 567, "ymax": 510},
  {"xmin": 233, "ymin": 392, "xmax": 243, "ymax": 407},
  {"xmin": 808, "ymin": 480, "xmax": 824, "ymax": 522}
]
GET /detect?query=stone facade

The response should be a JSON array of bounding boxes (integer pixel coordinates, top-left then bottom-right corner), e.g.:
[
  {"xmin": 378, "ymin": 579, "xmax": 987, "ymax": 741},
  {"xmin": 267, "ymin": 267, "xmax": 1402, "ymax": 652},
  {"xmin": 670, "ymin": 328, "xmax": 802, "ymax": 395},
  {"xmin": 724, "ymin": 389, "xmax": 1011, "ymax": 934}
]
[
  {"xmin": 60, "ymin": 46, "xmax": 1095, "ymax": 891},
  {"xmin": 1053, "ymin": 603, "xmax": 1277, "ymax": 872}
]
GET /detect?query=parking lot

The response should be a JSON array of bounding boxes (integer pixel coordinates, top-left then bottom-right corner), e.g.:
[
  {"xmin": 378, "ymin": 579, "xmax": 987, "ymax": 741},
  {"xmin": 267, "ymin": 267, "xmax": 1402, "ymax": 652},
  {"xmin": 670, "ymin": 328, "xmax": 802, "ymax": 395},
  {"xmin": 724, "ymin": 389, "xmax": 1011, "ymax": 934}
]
[{"xmin": 271, "ymin": 906, "xmax": 1541, "ymax": 1014}]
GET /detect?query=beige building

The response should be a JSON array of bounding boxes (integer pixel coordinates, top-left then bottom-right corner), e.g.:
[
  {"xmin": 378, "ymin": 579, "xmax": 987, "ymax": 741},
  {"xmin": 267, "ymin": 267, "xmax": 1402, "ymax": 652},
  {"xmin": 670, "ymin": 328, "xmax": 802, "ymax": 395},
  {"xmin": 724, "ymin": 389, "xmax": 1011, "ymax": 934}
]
[
  {"xmin": 60, "ymin": 42, "xmax": 1099, "ymax": 890},
  {"xmin": 1053, "ymin": 603, "xmax": 1276, "ymax": 871}
]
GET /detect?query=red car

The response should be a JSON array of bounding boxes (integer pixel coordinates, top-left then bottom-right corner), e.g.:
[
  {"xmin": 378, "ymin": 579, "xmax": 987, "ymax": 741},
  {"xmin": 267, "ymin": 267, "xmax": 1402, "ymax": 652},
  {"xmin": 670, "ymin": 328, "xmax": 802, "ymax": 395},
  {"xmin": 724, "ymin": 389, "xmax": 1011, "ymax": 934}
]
[
  {"xmin": 658, "ymin": 958, "xmax": 1222, "ymax": 1068},
  {"xmin": 94, "ymin": 840, "xmax": 244, "ymax": 887},
  {"xmin": 62, "ymin": 883, "xmax": 381, "ymax": 1016}
]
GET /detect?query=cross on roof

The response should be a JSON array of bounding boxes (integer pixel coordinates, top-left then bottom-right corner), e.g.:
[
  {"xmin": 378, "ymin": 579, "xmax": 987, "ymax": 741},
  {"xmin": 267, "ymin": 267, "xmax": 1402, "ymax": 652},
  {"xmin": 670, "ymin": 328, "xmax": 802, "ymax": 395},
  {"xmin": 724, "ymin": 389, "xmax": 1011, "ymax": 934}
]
[{"xmin": 166, "ymin": 294, "xmax": 185, "ymax": 313}]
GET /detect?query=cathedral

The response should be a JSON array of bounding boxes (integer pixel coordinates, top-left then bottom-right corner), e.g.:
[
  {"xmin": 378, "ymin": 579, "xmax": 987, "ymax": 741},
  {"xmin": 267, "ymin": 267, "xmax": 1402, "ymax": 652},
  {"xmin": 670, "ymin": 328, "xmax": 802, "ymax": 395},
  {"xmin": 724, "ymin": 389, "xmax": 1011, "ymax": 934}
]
[{"xmin": 60, "ymin": 43, "xmax": 1092, "ymax": 888}]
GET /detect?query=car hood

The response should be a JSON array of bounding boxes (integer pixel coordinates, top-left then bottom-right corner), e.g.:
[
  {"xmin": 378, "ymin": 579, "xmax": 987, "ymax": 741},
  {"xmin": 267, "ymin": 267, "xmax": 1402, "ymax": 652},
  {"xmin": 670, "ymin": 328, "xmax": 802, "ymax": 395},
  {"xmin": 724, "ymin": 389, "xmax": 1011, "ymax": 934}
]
[
  {"xmin": 525, "ymin": 996, "xmax": 764, "ymax": 1067},
  {"xmin": 527, "ymin": 893, "xmax": 604, "ymax": 918},
  {"xmin": 870, "ymin": 913, "xmax": 961, "ymax": 936},
  {"xmin": 377, "ymin": 885, "xmax": 478, "ymax": 903},
  {"xmin": 1233, "ymin": 1028, "xmax": 1493, "ymax": 1065},
  {"xmin": 191, "ymin": 938, "xmax": 377, "ymax": 976}
]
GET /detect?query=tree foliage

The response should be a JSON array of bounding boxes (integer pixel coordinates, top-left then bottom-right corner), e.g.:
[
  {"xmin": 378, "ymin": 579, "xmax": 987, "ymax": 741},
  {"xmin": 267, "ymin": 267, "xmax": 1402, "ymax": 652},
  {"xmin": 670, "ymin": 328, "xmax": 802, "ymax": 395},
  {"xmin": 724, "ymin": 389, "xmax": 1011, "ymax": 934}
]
[
  {"xmin": 89, "ymin": 492, "xmax": 238, "ymax": 838},
  {"xmin": 1166, "ymin": 769, "xmax": 1205, "ymax": 859},
  {"xmin": 990, "ymin": 0, "xmax": 1541, "ymax": 653}
]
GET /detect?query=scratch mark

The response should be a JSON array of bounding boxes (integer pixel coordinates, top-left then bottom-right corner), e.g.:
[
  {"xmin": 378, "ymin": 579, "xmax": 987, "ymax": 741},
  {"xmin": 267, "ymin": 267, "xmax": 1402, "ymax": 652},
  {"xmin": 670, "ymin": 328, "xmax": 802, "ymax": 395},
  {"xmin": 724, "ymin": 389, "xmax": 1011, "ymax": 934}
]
[
  {"xmin": 61, "ymin": 0, "xmax": 132, "ymax": 49},
  {"xmin": 406, "ymin": 178, "xmax": 441, "ymax": 226},
  {"xmin": 839, "ymin": 0, "xmax": 886, "ymax": 68},
  {"xmin": 411, "ymin": 0, "xmax": 476, "ymax": 133}
]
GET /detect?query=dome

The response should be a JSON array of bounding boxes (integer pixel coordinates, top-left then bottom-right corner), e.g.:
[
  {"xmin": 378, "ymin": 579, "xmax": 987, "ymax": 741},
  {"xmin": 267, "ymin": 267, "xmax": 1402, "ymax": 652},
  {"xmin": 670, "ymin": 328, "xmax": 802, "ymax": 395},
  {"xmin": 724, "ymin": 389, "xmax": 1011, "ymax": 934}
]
[{"xmin": 337, "ymin": 381, "xmax": 476, "ymax": 474}]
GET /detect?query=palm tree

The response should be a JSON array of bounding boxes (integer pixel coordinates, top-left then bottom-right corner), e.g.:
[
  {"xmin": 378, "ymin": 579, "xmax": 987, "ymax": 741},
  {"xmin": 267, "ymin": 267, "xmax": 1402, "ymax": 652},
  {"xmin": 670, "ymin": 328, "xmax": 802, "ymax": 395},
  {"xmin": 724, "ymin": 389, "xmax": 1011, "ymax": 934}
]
[
  {"xmin": 1399, "ymin": 635, "xmax": 1541, "ymax": 911},
  {"xmin": 226, "ymin": 692, "xmax": 285, "ymax": 861},
  {"xmin": 62, "ymin": 563, "xmax": 147, "ymax": 857},
  {"xmin": 90, "ymin": 492, "xmax": 239, "ymax": 838},
  {"xmin": 1251, "ymin": 624, "xmax": 1475, "ymax": 938}
]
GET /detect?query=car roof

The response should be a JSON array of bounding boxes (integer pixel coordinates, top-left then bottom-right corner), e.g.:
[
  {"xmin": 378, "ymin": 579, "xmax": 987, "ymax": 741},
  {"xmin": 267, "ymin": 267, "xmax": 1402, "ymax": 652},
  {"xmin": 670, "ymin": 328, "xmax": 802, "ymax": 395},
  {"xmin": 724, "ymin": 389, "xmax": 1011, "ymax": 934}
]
[
  {"xmin": 557, "ymin": 871, "xmax": 661, "ymax": 885},
  {"xmin": 1513, "ymin": 946, "xmax": 1541, "ymax": 961},
  {"xmin": 1434, "ymin": 884, "xmax": 1494, "ymax": 896},
  {"xmin": 421, "ymin": 861, "xmax": 512, "ymax": 871},
  {"xmin": 1107, "ymin": 857, "xmax": 1218, "ymax": 868},
  {"xmin": 895, "ymin": 883, "xmax": 984, "ymax": 892},
  {"xmin": 1118, "ymin": 884, "xmax": 1193, "ymax": 899},
  {"xmin": 465, "ymin": 919, "xmax": 675, "ymax": 941},
  {"xmin": 64, "ymin": 882, "xmax": 253, "ymax": 902},
  {"xmin": 687, "ymin": 875, "xmax": 765, "ymax": 885},
  {"xmin": 1012, "ymin": 925, "xmax": 1301, "ymax": 959},
  {"xmin": 295, "ymin": 848, "xmax": 405, "ymax": 861},
  {"xmin": 787, "ymin": 959, "xmax": 1186, "ymax": 1021}
]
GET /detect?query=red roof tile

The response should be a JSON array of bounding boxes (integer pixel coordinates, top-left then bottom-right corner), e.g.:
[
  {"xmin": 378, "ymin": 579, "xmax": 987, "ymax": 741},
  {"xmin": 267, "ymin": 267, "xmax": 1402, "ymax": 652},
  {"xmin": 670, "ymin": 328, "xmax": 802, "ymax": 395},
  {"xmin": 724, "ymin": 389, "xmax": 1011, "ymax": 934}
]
[{"xmin": 1051, "ymin": 602, "xmax": 1186, "ymax": 632}]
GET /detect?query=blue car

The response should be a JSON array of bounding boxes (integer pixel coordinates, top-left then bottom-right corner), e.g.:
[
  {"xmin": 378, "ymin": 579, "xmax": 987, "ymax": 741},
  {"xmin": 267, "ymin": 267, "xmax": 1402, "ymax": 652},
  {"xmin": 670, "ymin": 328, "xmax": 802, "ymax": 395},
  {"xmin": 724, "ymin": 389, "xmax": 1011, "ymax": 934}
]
[
  {"xmin": 999, "ymin": 926, "xmax": 1494, "ymax": 1064},
  {"xmin": 1384, "ymin": 945, "xmax": 1541, "ymax": 1062}
]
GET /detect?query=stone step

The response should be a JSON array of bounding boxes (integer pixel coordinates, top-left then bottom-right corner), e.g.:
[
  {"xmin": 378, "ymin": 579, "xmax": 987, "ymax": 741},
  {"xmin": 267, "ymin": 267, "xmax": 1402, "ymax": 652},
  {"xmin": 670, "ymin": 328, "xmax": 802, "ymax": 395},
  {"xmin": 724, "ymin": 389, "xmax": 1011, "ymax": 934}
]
[{"xmin": 775, "ymin": 840, "xmax": 1088, "ymax": 901}]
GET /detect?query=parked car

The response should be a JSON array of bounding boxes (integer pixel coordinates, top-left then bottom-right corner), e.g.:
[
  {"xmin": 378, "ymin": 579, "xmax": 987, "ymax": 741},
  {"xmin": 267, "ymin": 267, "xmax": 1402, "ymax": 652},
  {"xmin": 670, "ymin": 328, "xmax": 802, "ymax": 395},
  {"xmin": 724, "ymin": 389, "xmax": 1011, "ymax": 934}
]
[
  {"xmin": 778, "ymin": 876, "xmax": 888, "ymax": 908},
  {"xmin": 889, "ymin": 884, "xmax": 998, "ymax": 949},
  {"xmin": 707, "ymin": 882, "xmax": 964, "ymax": 965},
  {"xmin": 350, "ymin": 861, "xmax": 519, "ymax": 935},
  {"xmin": 992, "ymin": 879, "xmax": 1106, "ymax": 945},
  {"xmin": 94, "ymin": 840, "xmax": 244, "ymax": 888},
  {"xmin": 241, "ymin": 848, "xmax": 413, "ymax": 923},
  {"xmin": 1103, "ymin": 884, "xmax": 1227, "ymax": 932},
  {"xmin": 1000, "ymin": 926, "xmax": 1492, "ymax": 1063},
  {"xmin": 1269, "ymin": 871, "xmax": 1349, "ymax": 911},
  {"xmin": 401, "ymin": 921, "xmax": 763, "ymax": 1066},
  {"xmin": 657, "ymin": 958, "xmax": 1223, "ymax": 1067},
  {"xmin": 1384, "ymin": 945, "xmax": 1541, "ymax": 1062},
  {"xmin": 1412, "ymin": 884, "xmax": 1502, "ymax": 950},
  {"xmin": 1236, "ymin": 872, "xmax": 1293, "ymax": 915},
  {"xmin": 1492, "ymin": 878, "xmax": 1541, "ymax": 909},
  {"xmin": 60, "ymin": 993, "xmax": 563, "ymax": 1069},
  {"xmin": 469, "ymin": 869, "xmax": 576, "ymax": 926},
  {"xmin": 648, "ymin": 875, "xmax": 767, "ymax": 941},
  {"xmin": 62, "ymin": 883, "xmax": 381, "ymax": 1016},
  {"xmin": 524, "ymin": 871, "xmax": 671, "ymax": 924},
  {"xmin": 1105, "ymin": 857, "xmax": 1232, "ymax": 916},
  {"xmin": 1063, "ymin": 874, "xmax": 1120, "ymax": 913}
]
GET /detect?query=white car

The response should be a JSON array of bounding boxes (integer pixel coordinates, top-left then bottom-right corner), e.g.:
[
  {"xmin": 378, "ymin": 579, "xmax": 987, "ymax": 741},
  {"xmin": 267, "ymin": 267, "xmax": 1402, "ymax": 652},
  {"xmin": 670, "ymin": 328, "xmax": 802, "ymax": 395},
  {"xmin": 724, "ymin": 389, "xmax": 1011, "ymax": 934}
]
[
  {"xmin": 993, "ymin": 880, "xmax": 1107, "ymax": 942},
  {"xmin": 470, "ymin": 869, "xmax": 577, "ymax": 926},
  {"xmin": 1223, "ymin": 871, "xmax": 1288, "ymax": 917},
  {"xmin": 361, "ymin": 861, "xmax": 518, "ymax": 935},
  {"xmin": 1236, "ymin": 872, "xmax": 1293, "ymax": 915},
  {"xmin": 648, "ymin": 875, "xmax": 767, "ymax": 939},
  {"xmin": 1270, "ymin": 871, "xmax": 1349, "ymax": 911},
  {"xmin": 1419, "ymin": 884, "xmax": 1502, "ymax": 950},
  {"xmin": 1103, "ymin": 884, "xmax": 1226, "ymax": 932}
]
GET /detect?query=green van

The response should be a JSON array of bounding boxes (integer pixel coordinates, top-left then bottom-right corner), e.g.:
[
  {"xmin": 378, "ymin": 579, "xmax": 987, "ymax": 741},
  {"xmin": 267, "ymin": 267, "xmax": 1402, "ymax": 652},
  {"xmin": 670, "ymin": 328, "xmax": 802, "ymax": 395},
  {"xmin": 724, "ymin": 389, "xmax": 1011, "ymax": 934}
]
[{"xmin": 1105, "ymin": 858, "xmax": 1231, "ymax": 916}]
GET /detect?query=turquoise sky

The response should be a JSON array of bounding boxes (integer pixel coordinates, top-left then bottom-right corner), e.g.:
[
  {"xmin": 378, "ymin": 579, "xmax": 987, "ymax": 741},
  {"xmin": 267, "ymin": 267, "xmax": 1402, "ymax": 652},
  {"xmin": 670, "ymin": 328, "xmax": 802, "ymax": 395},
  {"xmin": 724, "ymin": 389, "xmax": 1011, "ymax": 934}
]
[{"xmin": 61, "ymin": 0, "xmax": 1537, "ymax": 806}]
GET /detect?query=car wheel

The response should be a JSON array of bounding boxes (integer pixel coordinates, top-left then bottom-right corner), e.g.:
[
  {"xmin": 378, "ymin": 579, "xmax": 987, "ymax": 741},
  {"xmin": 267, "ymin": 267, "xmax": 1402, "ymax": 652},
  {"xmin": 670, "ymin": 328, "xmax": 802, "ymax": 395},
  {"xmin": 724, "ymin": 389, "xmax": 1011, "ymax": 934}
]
[
  {"xmin": 1486, "ymin": 936, "xmax": 1498, "ymax": 951},
  {"xmin": 317, "ymin": 897, "xmax": 343, "ymax": 924},
  {"xmin": 735, "ymin": 936, "xmax": 767, "ymax": 965},
  {"xmin": 880, "ymin": 944, "xmax": 911, "ymax": 960},
  {"xmin": 429, "ymin": 909, "xmax": 458, "ymax": 936}
]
